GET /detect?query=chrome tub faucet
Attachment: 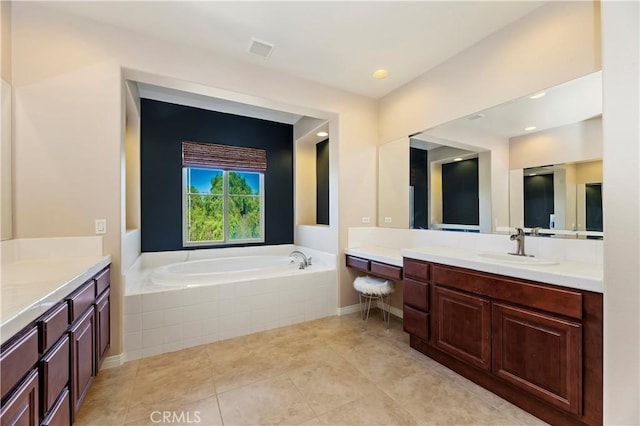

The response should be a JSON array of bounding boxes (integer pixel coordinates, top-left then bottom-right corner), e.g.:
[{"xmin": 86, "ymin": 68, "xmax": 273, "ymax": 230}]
[{"xmin": 289, "ymin": 250, "xmax": 311, "ymax": 269}]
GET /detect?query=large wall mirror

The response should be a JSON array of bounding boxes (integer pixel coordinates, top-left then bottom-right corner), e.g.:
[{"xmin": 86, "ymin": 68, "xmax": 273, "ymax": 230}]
[{"xmin": 378, "ymin": 71, "xmax": 603, "ymax": 238}]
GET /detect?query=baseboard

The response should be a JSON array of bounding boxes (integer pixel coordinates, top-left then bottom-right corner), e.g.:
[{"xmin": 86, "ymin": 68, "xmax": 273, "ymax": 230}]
[
  {"xmin": 337, "ymin": 302, "xmax": 403, "ymax": 319},
  {"xmin": 101, "ymin": 353, "xmax": 124, "ymax": 369},
  {"xmin": 336, "ymin": 304, "xmax": 360, "ymax": 316}
]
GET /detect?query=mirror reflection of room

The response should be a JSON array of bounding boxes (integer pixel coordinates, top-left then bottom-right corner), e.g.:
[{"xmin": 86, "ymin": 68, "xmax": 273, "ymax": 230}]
[{"xmin": 378, "ymin": 71, "xmax": 603, "ymax": 239}]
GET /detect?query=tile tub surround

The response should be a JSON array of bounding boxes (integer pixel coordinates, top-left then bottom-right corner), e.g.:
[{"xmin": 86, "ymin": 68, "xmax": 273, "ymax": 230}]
[
  {"xmin": 75, "ymin": 313, "xmax": 546, "ymax": 425},
  {"xmin": 0, "ymin": 237, "xmax": 110, "ymax": 343},
  {"xmin": 123, "ymin": 245, "xmax": 338, "ymax": 361}
]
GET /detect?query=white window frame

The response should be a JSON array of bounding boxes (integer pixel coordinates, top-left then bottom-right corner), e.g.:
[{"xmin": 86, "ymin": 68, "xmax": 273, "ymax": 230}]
[{"xmin": 182, "ymin": 167, "xmax": 265, "ymax": 247}]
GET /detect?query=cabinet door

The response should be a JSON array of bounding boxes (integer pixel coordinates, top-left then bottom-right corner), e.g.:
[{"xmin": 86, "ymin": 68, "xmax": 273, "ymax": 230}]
[
  {"xmin": 492, "ymin": 303, "xmax": 582, "ymax": 415},
  {"xmin": 69, "ymin": 309, "xmax": 95, "ymax": 420},
  {"xmin": 433, "ymin": 286, "xmax": 491, "ymax": 371},
  {"xmin": 0, "ymin": 370, "xmax": 39, "ymax": 426},
  {"xmin": 95, "ymin": 289, "xmax": 110, "ymax": 369}
]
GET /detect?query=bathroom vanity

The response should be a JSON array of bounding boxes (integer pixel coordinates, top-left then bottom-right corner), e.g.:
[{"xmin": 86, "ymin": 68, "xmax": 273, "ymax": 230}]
[
  {"xmin": 0, "ymin": 253, "xmax": 111, "ymax": 426},
  {"xmin": 346, "ymin": 243, "xmax": 603, "ymax": 426}
]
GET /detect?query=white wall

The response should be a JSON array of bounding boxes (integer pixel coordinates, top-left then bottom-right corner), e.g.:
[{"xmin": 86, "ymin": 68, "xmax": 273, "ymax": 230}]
[{"xmin": 601, "ymin": 1, "xmax": 640, "ymax": 424}]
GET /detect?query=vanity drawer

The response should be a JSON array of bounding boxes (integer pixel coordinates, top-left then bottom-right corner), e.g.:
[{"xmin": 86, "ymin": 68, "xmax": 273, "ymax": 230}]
[
  {"xmin": 370, "ymin": 261, "xmax": 402, "ymax": 280},
  {"xmin": 403, "ymin": 259, "xmax": 429, "ymax": 282},
  {"xmin": 432, "ymin": 265, "xmax": 495, "ymax": 294},
  {"xmin": 404, "ymin": 279, "xmax": 429, "ymax": 311},
  {"xmin": 346, "ymin": 256, "xmax": 370, "ymax": 272},
  {"xmin": 0, "ymin": 327, "xmax": 39, "ymax": 399},
  {"xmin": 68, "ymin": 281, "xmax": 96, "ymax": 323},
  {"xmin": 41, "ymin": 387, "xmax": 70, "ymax": 426},
  {"xmin": 95, "ymin": 268, "xmax": 110, "ymax": 297},
  {"xmin": 40, "ymin": 335, "xmax": 69, "ymax": 415},
  {"xmin": 39, "ymin": 303, "xmax": 69, "ymax": 354},
  {"xmin": 403, "ymin": 304, "xmax": 429, "ymax": 341}
]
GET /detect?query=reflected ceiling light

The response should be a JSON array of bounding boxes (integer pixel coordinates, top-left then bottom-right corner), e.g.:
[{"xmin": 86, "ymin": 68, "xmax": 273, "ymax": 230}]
[
  {"xmin": 316, "ymin": 131, "xmax": 328, "ymax": 137},
  {"xmin": 529, "ymin": 92, "xmax": 546, "ymax": 99},
  {"xmin": 453, "ymin": 157, "xmax": 463, "ymax": 162},
  {"xmin": 529, "ymin": 173, "xmax": 538, "ymax": 176},
  {"xmin": 524, "ymin": 126, "xmax": 537, "ymax": 131},
  {"xmin": 372, "ymin": 69, "xmax": 389, "ymax": 79}
]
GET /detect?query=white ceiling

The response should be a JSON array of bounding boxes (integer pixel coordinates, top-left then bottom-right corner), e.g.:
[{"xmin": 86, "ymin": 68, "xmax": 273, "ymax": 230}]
[{"xmin": 44, "ymin": 1, "xmax": 545, "ymax": 99}]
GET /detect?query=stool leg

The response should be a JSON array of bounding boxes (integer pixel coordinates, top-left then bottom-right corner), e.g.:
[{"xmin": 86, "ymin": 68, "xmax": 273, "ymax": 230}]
[
  {"xmin": 383, "ymin": 294, "xmax": 391, "ymax": 331},
  {"xmin": 362, "ymin": 294, "xmax": 374, "ymax": 331}
]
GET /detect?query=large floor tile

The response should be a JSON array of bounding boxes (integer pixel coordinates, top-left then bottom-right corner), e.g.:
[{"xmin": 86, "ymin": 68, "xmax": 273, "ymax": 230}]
[
  {"xmin": 217, "ymin": 375, "xmax": 316, "ymax": 425},
  {"xmin": 76, "ymin": 313, "xmax": 548, "ymax": 426}
]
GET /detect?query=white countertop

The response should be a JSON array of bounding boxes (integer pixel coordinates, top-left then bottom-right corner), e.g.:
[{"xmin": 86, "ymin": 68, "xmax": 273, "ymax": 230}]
[
  {"xmin": 1, "ymin": 255, "xmax": 111, "ymax": 344},
  {"xmin": 346, "ymin": 245, "xmax": 602, "ymax": 293}
]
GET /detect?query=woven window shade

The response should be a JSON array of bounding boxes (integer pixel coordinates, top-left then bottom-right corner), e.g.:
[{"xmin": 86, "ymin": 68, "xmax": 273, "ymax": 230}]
[{"xmin": 182, "ymin": 141, "xmax": 267, "ymax": 172}]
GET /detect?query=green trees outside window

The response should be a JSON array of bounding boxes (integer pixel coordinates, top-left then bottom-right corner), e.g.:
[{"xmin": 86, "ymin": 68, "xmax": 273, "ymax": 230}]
[{"xmin": 185, "ymin": 168, "xmax": 263, "ymax": 245}]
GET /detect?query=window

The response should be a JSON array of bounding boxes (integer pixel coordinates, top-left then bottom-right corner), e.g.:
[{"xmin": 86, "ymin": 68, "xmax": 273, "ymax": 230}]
[{"xmin": 181, "ymin": 141, "xmax": 267, "ymax": 246}]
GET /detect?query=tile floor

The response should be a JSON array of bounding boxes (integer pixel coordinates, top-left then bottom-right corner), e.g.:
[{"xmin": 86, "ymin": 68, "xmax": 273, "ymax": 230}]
[{"xmin": 76, "ymin": 312, "xmax": 547, "ymax": 425}]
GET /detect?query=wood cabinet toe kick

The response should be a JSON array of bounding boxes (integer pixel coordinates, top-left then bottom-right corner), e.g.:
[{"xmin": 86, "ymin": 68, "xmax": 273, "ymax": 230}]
[{"xmin": 402, "ymin": 257, "xmax": 602, "ymax": 426}]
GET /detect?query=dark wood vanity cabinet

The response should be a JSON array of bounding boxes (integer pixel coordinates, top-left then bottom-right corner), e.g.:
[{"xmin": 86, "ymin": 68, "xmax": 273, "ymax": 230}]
[
  {"xmin": 403, "ymin": 258, "xmax": 602, "ymax": 426},
  {"xmin": 492, "ymin": 302, "xmax": 582, "ymax": 415},
  {"xmin": 433, "ymin": 286, "xmax": 491, "ymax": 371},
  {"xmin": 0, "ymin": 265, "xmax": 111, "ymax": 426}
]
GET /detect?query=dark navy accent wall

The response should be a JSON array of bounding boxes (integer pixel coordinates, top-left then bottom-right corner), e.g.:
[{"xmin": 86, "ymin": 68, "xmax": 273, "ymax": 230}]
[
  {"xmin": 316, "ymin": 139, "xmax": 329, "ymax": 225},
  {"xmin": 140, "ymin": 99, "xmax": 294, "ymax": 252},
  {"xmin": 523, "ymin": 174, "xmax": 554, "ymax": 228},
  {"xmin": 410, "ymin": 147, "xmax": 429, "ymax": 229},
  {"xmin": 442, "ymin": 158, "xmax": 479, "ymax": 226}
]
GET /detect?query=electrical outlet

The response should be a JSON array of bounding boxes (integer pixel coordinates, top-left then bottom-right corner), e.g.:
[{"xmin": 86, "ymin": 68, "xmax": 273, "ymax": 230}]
[
  {"xmin": 95, "ymin": 219, "xmax": 107, "ymax": 234},
  {"xmin": 384, "ymin": 217, "xmax": 392, "ymax": 223},
  {"xmin": 361, "ymin": 216, "xmax": 370, "ymax": 224}
]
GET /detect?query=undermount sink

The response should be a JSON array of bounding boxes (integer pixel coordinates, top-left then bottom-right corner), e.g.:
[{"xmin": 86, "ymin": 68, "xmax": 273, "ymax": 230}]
[{"xmin": 477, "ymin": 252, "xmax": 558, "ymax": 266}]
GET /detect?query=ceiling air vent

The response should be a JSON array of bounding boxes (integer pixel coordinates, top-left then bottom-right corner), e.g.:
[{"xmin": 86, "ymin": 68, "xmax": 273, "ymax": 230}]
[
  {"xmin": 467, "ymin": 113, "xmax": 485, "ymax": 121},
  {"xmin": 248, "ymin": 38, "xmax": 275, "ymax": 59}
]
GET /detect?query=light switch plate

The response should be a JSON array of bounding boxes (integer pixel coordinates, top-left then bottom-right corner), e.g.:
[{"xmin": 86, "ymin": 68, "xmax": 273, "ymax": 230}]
[{"xmin": 95, "ymin": 219, "xmax": 107, "ymax": 234}]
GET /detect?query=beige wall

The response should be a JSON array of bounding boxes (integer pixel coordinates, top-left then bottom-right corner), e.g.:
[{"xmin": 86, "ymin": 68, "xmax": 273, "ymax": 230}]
[
  {"xmin": 0, "ymin": 0, "xmax": 11, "ymax": 241},
  {"xmin": 379, "ymin": 1, "xmax": 600, "ymax": 144},
  {"xmin": 509, "ymin": 116, "xmax": 602, "ymax": 170},
  {"xmin": 1, "ymin": 0, "xmax": 11, "ymax": 84},
  {"xmin": 11, "ymin": 3, "xmax": 378, "ymax": 354},
  {"xmin": 575, "ymin": 160, "xmax": 602, "ymax": 184},
  {"xmin": 378, "ymin": 137, "xmax": 409, "ymax": 228}
]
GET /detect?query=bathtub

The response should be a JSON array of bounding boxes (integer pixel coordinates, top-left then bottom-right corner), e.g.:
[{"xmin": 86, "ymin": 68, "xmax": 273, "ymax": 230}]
[
  {"xmin": 123, "ymin": 246, "xmax": 337, "ymax": 361},
  {"xmin": 150, "ymin": 255, "xmax": 300, "ymax": 286}
]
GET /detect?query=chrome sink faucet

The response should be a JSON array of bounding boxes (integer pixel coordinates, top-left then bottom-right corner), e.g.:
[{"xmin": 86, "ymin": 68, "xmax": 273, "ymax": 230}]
[
  {"xmin": 509, "ymin": 227, "xmax": 529, "ymax": 256},
  {"xmin": 289, "ymin": 250, "xmax": 311, "ymax": 269}
]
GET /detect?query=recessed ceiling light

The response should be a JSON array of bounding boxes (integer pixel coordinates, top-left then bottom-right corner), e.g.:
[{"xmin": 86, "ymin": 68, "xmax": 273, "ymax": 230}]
[
  {"xmin": 372, "ymin": 69, "xmax": 389, "ymax": 79},
  {"xmin": 316, "ymin": 131, "xmax": 328, "ymax": 137},
  {"xmin": 453, "ymin": 157, "xmax": 463, "ymax": 162},
  {"xmin": 529, "ymin": 92, "xmax": 546, "ymax": 99},
  {"xmin": 524, "ymin": 126, "xmax": 537, "ymax": 131}
]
